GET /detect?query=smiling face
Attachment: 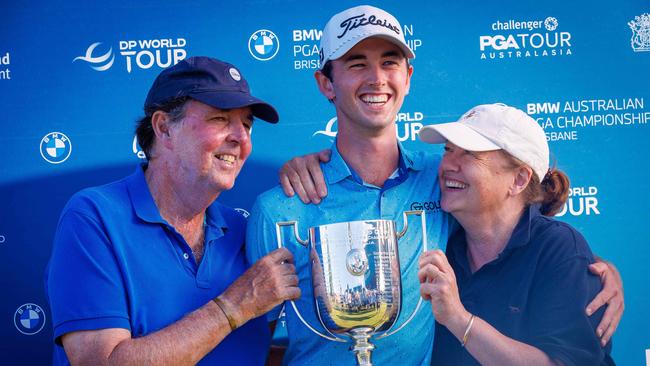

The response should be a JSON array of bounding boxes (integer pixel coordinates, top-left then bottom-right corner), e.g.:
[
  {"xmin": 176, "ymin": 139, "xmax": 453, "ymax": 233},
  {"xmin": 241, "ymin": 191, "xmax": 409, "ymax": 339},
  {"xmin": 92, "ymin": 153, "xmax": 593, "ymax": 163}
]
[
  {"xmin": 166, "ymin": 100, "xmax": 253, "ymax": 193},
  {"xmin": 315, "ymin": 37, "xmax": 413, "ymax": 135},
  {"xmin": 438, "ymin": 142, "xmax": 519, "ymax": 219}
]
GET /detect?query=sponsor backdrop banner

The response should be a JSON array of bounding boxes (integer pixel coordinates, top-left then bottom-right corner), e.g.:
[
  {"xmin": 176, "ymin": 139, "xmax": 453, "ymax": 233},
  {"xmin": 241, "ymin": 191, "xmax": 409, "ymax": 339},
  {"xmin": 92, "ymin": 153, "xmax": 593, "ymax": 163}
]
[{"xmin": 1, "ymin": 0, "xmax": 648, "ymax": 364}]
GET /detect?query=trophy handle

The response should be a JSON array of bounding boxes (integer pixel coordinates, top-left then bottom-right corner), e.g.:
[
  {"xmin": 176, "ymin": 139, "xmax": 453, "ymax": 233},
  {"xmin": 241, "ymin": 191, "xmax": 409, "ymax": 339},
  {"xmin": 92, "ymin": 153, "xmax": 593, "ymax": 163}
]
[
  {"xmin": 376, "ymin": 210, "xmax": 428, "ymax": 339},
  {"xmin": 275, "ymin": 221, "xmax": 347, "ymax": 343}
]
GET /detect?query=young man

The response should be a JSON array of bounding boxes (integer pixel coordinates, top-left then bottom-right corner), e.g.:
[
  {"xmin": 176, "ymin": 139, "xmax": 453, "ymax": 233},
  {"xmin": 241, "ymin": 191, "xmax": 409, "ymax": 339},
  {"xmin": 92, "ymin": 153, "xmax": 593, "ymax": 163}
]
[
  {"xmin": 246, "ymin": 6, "xmax": 449, "ymax": 365},
  {"xmin": 46, "ymin": 57, "xmax": 300, "ymax": 365}
]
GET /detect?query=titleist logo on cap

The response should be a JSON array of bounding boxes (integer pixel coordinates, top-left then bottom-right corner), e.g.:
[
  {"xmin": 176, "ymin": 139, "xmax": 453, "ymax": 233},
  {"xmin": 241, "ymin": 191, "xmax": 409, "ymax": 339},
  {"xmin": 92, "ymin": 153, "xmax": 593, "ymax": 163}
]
[{"xmin": 337, "ymin": 13, "xmax": 401, "ymax": 39}]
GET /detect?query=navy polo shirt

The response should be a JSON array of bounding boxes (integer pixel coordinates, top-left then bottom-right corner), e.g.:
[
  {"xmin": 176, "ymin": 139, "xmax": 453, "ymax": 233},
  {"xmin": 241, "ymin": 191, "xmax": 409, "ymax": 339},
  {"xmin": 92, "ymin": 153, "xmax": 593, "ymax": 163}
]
[
  {"xmin": 46, "ymin": 165, "xmax": 270, "ymax": 365},
  {"xmin": 431, "ymin": 205, "xmax": 614, "ymax": 366}
]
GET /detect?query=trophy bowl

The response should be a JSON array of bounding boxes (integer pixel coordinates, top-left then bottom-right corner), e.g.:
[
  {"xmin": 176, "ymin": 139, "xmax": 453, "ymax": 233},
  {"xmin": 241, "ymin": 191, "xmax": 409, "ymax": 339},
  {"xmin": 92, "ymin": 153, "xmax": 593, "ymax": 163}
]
[{"xmin": 276, "ymin": 211, "xmax": 427, "ymax": 366}]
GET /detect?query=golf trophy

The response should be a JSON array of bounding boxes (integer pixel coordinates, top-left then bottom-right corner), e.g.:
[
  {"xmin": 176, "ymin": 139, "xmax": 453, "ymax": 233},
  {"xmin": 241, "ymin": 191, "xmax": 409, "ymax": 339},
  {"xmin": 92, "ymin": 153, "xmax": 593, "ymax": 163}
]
[{"xmin": 275, "ymin": 210, "xmax": 427, "ymax": 366}]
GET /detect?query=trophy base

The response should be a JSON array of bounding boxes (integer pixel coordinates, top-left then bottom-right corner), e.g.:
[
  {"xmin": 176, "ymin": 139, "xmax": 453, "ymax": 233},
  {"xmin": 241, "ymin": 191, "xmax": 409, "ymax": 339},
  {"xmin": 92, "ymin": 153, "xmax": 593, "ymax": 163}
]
[{"xmin": 349, "ymin": 327, "xmax": 375, "ymax": 366}]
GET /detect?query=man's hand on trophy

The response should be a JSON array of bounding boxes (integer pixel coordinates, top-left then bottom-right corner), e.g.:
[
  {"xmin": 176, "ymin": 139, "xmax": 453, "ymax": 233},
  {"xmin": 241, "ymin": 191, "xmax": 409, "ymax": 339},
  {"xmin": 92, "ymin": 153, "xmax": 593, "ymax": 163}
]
[
  {"xmin": 279, "ymin": 149, "xmax": 331, "ymax": 204},
  {"xmin": 215, "ymin": 248, "xmax": 300, "ymax": 328},
  {"xmin": 418, "ymin": 250, "xmax": 469, "ymax": 329}
]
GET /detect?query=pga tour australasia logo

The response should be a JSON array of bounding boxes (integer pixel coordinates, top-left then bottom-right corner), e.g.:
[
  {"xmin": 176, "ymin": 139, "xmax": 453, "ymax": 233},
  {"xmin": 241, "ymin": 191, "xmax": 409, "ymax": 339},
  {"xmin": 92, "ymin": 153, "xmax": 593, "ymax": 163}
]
[
  {"xmin": 40, "ymin": 132, "xmax": 72, "ymax": 164},
  {"xmin": 629, "ymin": 13, "xmax": 650, "ymax": 52},
  {"xmin": 14, "ymin": 303, "xmax": 46, "ymax": 335},
  {"xmin": 480, "ymin": 16, "xmax": 572, "ymax": 60},
  {"xmin": 248, "ymin": 30, "xmax": 280, "ymax": 61},
  {"xmin": 73, "ymin": 42, "xmax": 115, "ymax": 71}
]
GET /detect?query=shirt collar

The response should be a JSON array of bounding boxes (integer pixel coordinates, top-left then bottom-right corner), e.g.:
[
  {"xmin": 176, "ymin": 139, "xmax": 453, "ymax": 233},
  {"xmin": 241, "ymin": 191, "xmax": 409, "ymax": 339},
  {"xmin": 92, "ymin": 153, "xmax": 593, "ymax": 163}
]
[
  {"xmin": 449, "ymin": 204, "xmax": 541, "ymax": 271},
  {"xmin": 205, "ymin": 202, "xmax": 228, "ymax": 232},
  {"xmin": 324, "ymin": 139, "xmax": 424, "ymax": 185},
  {"xmin": 126, "ymin": 163, "xmax": 228, "ymax": 231},
  {"xmin": 498, "ymin": 203, "xmax": 541, "ymax": 256},
  {"xmin": 126, "ymin": 164, "xmax": 166, "ymax": 225}
]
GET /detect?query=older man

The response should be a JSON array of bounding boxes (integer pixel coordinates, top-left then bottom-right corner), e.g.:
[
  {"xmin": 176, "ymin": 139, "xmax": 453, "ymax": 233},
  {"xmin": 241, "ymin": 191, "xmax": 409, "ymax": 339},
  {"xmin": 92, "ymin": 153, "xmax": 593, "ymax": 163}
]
[{"xmin": 46, "ymin": 56, "xmax": 299, "ymax": 365}]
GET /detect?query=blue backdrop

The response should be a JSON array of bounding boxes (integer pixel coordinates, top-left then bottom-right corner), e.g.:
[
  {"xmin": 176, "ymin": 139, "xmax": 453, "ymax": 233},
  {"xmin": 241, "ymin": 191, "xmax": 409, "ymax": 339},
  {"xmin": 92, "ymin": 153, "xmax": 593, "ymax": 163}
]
[{"xmin": 1, "ymin": 0, "xmax": 648, "ymax": 364}]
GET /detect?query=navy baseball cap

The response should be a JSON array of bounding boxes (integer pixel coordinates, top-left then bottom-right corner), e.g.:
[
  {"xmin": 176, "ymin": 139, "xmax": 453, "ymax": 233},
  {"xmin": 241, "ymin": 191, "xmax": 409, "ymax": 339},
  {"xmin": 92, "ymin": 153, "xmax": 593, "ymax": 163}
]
[{"xmin": 144, "ymin": 56, "xmax": 279, "ymax": 123}]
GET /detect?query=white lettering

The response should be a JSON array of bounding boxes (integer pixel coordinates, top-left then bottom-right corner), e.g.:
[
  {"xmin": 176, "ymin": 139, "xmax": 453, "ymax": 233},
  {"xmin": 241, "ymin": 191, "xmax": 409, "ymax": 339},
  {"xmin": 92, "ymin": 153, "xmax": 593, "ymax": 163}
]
[
  {"xmin": 528, "ymin": 102, "xmax": 560, "ymax": 115},
  {"xmin": 556, "ymin": 197, "xmax": 600, "ymax": 216},
  {"xmin": 293, "ymin": 29, "xmax": 322, "ymax": 42},
  {"xmin": 406, "ymin": 39, "xmax": 422, "ymax": 51}
]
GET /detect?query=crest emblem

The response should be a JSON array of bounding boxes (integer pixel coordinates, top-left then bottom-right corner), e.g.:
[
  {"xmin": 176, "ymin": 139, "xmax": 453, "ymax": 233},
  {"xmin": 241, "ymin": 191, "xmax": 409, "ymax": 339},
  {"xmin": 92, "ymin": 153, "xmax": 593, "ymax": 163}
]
[{"xmin": 629, "ymin": 13, "xmax": 650, "ymax": 52}]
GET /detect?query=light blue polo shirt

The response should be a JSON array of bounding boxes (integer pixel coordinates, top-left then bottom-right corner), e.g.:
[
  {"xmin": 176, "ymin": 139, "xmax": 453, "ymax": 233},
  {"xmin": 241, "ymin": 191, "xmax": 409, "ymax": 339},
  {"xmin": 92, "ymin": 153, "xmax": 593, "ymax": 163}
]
[
  {"xmin": 246, "ymin": 141, "xmax": 449, "ymax": 366},
  {"xmin": 46, "ymin": 164, "xmax": 270, "ymax": 365}
]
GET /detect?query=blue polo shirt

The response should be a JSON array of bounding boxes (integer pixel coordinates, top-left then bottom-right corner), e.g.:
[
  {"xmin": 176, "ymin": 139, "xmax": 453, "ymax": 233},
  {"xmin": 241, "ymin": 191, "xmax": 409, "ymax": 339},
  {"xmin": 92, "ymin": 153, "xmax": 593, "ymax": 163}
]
[
  {"xmin": 431, "ymin": 205, "xmax": 614, "ymax": 366},
  {"xmin": 46, "ymin": 164, "xmax": 270, "ymax": 365},
  {"xmin": 246, "ymin": 141, "xmax": 450, "ymax": 366}
]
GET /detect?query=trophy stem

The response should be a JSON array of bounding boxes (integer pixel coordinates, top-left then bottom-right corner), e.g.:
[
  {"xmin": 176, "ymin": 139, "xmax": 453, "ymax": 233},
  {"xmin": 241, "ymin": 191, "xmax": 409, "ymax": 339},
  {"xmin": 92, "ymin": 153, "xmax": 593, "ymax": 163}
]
[{"xmin": 349, "ymin": 327, "xmax": 375, "ymax": 366}]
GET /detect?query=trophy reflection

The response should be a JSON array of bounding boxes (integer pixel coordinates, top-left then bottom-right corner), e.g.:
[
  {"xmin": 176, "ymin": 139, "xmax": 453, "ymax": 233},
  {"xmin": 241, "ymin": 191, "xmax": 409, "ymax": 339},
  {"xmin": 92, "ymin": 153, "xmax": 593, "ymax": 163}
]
[{"xmin": 276, "ymin": 210, "xmax": 427, "ymax": 366}]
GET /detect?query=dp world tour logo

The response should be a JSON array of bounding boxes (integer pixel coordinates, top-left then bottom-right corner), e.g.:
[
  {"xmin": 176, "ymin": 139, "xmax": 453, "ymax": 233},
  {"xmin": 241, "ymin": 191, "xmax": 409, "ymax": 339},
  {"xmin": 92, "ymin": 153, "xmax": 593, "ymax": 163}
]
[
  {"xmin": 132, "ymin": 136, "xmax": 146, "ymax": 159},
  {"xmin": 73, "ymin": 42, "xmax": 115, "ymax": 71},
  {"xmin": 248, "ymin": 30, "xmax": 280, "ymax": 61},
  {"xmin": 313, "ymin": 117, "xmax": 338, "ymax": 138},
  {"xmin": 40, "ymin": 132, "xmax": 72, "ymax": 164},
  {"xmin": 14, "ymin": 303, "xmax": 46, "ymax": 335}
]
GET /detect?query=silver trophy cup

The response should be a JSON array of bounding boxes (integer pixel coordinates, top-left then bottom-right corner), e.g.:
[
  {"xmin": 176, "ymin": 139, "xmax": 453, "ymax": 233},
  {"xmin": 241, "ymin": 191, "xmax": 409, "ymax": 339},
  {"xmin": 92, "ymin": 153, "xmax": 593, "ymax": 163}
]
[{"xmin": 276, "ymin": 210, "xmax": 427, "ymax": 366}]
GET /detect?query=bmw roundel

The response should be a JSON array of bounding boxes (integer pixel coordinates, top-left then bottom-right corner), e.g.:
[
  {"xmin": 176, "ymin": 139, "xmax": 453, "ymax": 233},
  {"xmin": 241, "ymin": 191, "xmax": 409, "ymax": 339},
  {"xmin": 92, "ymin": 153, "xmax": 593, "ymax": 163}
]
[
  {"xmin": 14, "ymin": 303, "xmax": 46, "ymax": 335},
  {"xmin": 248, "ymin": 29, "xmax": 280, "ymax": 61},
  {"xmin": 40, "ymin": 132, "xmax": 72, "ymax": 164}
]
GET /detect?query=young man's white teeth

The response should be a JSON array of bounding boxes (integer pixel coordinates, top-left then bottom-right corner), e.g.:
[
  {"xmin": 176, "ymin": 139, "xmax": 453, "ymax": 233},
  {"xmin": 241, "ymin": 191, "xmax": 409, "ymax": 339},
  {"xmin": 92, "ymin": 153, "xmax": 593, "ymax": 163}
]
[{"xmin": 362, "ymin": 95, "xmax": 388, "ymax": 103}]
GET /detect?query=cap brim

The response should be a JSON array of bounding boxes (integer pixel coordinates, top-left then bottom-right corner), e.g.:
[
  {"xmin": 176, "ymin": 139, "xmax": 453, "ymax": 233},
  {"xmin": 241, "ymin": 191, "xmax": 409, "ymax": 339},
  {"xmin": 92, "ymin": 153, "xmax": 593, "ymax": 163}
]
[
  {"xmin": 419, "ymin": 122, "xmax": 500, "ymax": 151},
  {"xmin": 190, "ymin": 91, "xmax": 279, "ymax": 123},
  {"xmin": 326, "ymin": 33, "xmax": 415, "ymax": 66}
]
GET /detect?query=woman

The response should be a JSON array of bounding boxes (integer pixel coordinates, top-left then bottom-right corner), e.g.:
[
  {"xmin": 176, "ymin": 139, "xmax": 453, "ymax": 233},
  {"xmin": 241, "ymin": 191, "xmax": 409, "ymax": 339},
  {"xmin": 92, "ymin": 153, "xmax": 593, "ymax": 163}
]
[{"xmin": 417, "ymin": 103, "xmax": 614, "ymax": 365}]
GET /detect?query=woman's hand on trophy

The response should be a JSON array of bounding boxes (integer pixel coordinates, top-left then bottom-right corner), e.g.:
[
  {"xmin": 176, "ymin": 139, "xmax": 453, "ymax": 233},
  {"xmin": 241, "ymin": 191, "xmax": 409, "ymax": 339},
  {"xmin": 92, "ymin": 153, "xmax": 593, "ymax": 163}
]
[
  {"xmin": 216, "ymin": 248, "xmax": 300, "ymax": 328},
  {"xmin": 279, "ymin": 149, "xmax": 331, "ymax": 204},
  {"xmin": 418, "ymin": 250, "xmax": 469, "ymax": 330}
]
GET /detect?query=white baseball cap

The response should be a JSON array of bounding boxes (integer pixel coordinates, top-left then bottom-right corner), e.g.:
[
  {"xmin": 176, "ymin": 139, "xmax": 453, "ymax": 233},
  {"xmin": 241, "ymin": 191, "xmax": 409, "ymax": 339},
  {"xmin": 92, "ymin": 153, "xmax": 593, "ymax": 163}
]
[
  {"xmin": 319, "ymin": 5, "xmax": 415, "ymax": 69},
  {"xmin": 419, "ymin": 103, "xmax": 550, "ymax": 181}
]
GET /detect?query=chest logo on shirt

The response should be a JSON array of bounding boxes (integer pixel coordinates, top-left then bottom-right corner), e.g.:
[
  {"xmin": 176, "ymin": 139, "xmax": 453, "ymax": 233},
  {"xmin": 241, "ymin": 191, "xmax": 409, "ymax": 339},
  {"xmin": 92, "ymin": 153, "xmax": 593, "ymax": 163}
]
[
  {"xmin": 346, "ymin": 249, "xmax": 368, "ymax": 276},
  {"xmin": 14, "ymin": 303, "xmax": 46, "ymax": 335},
  {"xmin": 409, "ymin": 200, "xmax": 441, "ymax": 213}
]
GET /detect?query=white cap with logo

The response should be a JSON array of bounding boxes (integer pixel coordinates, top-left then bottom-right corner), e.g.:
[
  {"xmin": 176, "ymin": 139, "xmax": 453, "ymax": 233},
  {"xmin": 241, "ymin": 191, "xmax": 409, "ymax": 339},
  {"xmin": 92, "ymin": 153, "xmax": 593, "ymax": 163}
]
[
  {"xmin": 419, "ymin": 103, "xmax": 550, "ymax": 181},
  {"xmin": 319, "ymin": 5, "xmax": 415, "ymax": 69}
]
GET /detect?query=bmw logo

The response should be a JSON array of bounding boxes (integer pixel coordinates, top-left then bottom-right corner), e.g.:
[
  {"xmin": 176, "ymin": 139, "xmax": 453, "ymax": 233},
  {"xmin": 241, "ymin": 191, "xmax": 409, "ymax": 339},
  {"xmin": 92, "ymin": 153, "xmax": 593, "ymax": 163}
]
[
  {"xmin": 40, "ymin": 132, "xmax": 72, "ymax": 164},
  {"xmin": 248, "ymin": 29, "xmax": 280, "ymax": 61},
  {"xmin": 14, "ymin": 303, "xmax": 46, "ymax": 335}
]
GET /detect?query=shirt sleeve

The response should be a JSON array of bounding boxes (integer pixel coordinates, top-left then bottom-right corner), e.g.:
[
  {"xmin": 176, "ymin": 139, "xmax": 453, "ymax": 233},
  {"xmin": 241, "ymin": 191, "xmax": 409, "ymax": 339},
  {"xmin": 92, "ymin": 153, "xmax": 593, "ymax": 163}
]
[
  {"xmin": 245, "ymin": 196, "xmax": 283, "ymax": 321},
  {"xmin": 526, "ymin": 227, "xmax": 608, "ymax": 365},
  {"xmin": 47, "ymin": 205, "xmax": 130, "ymax": 344}
]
